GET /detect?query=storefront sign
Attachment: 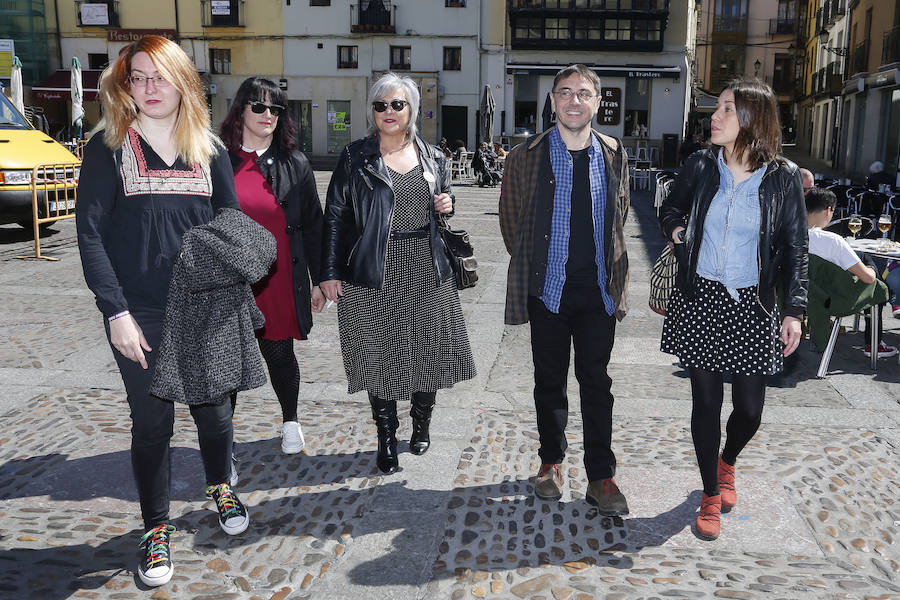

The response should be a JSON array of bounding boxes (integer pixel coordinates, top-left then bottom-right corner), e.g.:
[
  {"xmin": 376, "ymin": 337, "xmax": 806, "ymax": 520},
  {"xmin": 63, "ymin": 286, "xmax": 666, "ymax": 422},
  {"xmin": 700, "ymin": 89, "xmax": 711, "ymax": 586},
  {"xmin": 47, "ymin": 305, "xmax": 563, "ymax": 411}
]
[
  {"xmin": 211, "ymin": 0, "xmax": 232, "ymax": 15},
  {"xmin": 507, "ymin": 64, "xmax": 680, "ymax": 80},
  {"xmin": 598, "ymin": 88, "xmax": 621, "ymax": 126},
  {"xmin": 107, "ymin": 29, "xmax": 176, "ymax": 42},
  {"xmin": 80, "ymin": 3, "xmax": 110, "ymax": 25},
  {"xmin": 0, "ymin": 40, "xmax": 13, "ymax": 78}
]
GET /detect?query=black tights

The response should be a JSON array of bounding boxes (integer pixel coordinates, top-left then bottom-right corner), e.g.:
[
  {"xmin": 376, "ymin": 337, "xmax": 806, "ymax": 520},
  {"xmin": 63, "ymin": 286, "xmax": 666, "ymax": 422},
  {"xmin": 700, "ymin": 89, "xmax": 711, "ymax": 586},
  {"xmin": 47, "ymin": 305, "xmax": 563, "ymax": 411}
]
[
  {"xmin": 231, "ymin": 338, "xmax": 300, "ymax": 422},
  {"xmin": 689, "ymin": 367, "xmax": 766, "ymax": 496}
]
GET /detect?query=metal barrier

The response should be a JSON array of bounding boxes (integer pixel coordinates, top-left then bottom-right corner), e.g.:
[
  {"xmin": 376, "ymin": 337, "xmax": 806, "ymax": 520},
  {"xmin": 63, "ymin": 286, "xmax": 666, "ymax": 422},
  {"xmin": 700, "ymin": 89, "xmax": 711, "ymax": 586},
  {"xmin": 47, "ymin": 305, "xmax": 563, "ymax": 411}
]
[{"xmin": 15, "ymin": 161, "xmax": 81, "ymax": 261}]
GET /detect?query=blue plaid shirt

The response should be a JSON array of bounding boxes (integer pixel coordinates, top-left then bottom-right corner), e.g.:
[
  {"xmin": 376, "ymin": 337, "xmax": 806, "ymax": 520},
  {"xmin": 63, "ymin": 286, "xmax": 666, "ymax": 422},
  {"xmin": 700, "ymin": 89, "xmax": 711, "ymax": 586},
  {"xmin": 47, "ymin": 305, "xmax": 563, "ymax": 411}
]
[{"xmin": 541, "ymin": 127, "xmax": 615, "ymax": 315}]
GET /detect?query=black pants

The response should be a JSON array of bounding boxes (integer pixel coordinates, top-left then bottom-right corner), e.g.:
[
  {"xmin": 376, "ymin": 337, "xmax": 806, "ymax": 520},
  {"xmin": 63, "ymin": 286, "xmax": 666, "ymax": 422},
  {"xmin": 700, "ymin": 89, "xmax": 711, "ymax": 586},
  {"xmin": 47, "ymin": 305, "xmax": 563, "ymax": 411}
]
[
  {"xmin": 527, "ymin": 288, "xmax": 617, "ymax": 481},
  {"xmin": 689, "ymin": 367, "xmax": 766, "ymax": 496},
  {"xmin": 108, "ymin": 308, "xmax": 233, "ymax": 531}
]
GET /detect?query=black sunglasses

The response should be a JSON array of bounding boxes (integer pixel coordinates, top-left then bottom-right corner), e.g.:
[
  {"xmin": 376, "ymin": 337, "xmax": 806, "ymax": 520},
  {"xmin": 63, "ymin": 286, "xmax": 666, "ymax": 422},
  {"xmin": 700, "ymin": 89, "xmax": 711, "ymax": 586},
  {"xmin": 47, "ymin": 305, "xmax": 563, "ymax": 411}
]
[
  {"xmin": 248, "ymin": 101, "xmax": 284, "ymax": 117},
  {"xmin": 372, "ymin": 100, "xmax": 408, "ymax": 112}
]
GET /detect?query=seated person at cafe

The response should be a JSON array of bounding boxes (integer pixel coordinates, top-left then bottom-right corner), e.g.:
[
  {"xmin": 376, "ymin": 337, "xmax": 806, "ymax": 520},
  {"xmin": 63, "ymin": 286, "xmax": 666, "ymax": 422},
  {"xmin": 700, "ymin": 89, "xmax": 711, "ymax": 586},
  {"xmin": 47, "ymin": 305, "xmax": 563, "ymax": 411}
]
[
  {"xmin": 806, "ymin": 188, "xmax": 897, "ymax": 358},
  {"xmin": 866, "ymin": 161, "xmax": 894, "ymax": 191}
]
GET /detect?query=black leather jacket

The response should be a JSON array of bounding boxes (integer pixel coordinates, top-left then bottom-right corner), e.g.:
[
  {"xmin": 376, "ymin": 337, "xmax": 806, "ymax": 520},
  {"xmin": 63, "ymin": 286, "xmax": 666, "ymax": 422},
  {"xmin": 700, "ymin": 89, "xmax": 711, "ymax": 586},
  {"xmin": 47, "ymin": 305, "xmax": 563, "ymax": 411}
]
[
  {"xmin": 321, "ymin": 134, "xmax": 455, "ymax": 288},
  {"xmin": 229, "ymin": 146, "xmax": 323, "ymax": 336},
  {"xmin": 659, "ymin": 149, "xmax": 808, "ymax": 319}
]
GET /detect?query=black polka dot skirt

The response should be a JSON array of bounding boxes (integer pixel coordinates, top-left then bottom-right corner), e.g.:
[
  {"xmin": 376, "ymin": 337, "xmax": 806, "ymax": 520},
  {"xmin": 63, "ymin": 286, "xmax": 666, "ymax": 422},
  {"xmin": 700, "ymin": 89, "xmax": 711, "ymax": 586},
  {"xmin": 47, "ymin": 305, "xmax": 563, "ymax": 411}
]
[
  {"xmin": 661, "ymin": 276, "xmax": 783, "ymax": 376},
  {"xmin": 337, "ymin": 165, "xmax": 477, "ymax": 401}
]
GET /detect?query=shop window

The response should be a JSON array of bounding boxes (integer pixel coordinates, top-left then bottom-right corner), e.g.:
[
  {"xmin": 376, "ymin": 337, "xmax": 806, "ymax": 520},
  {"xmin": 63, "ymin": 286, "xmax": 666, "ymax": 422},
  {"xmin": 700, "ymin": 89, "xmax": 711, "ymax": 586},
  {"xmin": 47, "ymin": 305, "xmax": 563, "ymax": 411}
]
[
  {"xmin": 624, "ymin": 78, "xmax": 650, "ymax": 137},
  {"xmin": 88, "ymin": 53, "xmax": 108, "ymax": 69},
  {"xmin": 327, "ymin": 100, "xmax": 351, "ymax": 154},
  {"xmin": 289, "ymin": 100, "xmax": 313, "ymax": 153}
]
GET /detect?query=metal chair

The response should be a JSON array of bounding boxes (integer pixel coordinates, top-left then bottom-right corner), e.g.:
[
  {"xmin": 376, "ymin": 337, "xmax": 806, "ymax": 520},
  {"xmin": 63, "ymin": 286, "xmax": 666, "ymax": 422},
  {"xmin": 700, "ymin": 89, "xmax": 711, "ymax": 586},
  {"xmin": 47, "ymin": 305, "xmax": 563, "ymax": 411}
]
[{"xmin": 852, "ymin": 190, "xmax": 890, "ymax": 219}]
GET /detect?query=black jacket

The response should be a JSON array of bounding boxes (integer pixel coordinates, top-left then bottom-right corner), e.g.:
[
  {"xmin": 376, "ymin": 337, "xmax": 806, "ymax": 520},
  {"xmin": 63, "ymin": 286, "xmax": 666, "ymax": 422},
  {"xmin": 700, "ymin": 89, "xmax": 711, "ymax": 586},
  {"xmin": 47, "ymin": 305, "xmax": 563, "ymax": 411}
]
[
  {"xmin": 229, "ymin": 146, "xmax": 324, "ymax": 337},
  {"xmin": 658, "ymin": 148, "xmax": 808, "ymax": 319},
  {"xmin": 322, "ymin": 134, "xmax": 455, "ymax": 288}
]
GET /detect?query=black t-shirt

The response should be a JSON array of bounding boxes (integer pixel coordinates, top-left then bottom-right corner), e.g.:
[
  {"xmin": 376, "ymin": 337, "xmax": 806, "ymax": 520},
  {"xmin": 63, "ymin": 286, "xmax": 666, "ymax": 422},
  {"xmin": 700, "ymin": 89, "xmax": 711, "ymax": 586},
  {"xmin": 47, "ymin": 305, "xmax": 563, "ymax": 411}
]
[{"xmin": 565, "ymin": 147, "xmax": 598, "ymax": 288}]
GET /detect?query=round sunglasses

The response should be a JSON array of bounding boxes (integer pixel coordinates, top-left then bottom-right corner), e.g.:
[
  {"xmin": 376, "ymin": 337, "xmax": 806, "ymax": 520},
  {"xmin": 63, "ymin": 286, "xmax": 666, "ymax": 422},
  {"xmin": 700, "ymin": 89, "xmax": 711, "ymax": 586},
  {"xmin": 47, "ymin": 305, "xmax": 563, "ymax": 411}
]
[
  {"xmin": 372, "ymin": 100, "xmax": 408, "ymax": 113},
  {"xmin": 247, "ymin": 101, "xmax": 284, "ymax": 117}
]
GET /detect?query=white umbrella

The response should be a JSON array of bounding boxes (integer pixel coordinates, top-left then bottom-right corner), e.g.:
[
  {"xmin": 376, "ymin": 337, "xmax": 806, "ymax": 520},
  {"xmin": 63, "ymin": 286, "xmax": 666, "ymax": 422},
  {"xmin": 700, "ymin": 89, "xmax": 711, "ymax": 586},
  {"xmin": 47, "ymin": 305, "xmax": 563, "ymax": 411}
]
[
  {"xmin": 10, "ymin": 56, "xmax": 25, "ymax": 116},
  {"xmin": 70, "ymin": 56, "xmax": 84, "ymax": 140},
  {"xmin": 479, "ymin": 85, "xmax": 495, "ymax": 145}
]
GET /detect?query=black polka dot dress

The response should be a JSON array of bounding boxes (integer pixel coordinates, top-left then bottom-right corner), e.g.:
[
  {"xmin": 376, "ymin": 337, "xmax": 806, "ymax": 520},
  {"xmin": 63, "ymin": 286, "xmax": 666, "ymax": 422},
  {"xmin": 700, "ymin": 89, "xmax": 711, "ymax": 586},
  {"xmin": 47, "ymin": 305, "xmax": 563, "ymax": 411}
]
[
  {"xmin": 337, "ymin": 165, "xmax": 477, "ymax": 400},
  {"xmin": 661, "ymin": 276, "xmax": 783, "ymax": 375}
]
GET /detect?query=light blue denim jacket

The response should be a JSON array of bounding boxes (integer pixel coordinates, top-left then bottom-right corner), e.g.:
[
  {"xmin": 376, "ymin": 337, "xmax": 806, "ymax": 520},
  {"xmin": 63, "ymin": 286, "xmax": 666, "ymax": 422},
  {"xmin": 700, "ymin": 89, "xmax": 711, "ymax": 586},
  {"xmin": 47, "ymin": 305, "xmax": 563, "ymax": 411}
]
[{"xmin": 696, "ymin": 149, "xmax": 766, "ymax": 301}]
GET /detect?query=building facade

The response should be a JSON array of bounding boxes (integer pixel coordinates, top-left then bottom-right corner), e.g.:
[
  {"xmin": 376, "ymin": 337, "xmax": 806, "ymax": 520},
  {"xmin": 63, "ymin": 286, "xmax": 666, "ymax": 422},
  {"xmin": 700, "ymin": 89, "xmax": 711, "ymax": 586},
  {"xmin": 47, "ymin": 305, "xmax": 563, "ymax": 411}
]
[
  {"xmin": 696, "ymin": 0, "xmax": 803, "ymax": 143},
  {"xmin": 501, "ymin": 0, "xmax": 697, "ymax": 165},
  {"xmin": 837, "ymin": 0, "xmax": 900, "ymax": 180}
]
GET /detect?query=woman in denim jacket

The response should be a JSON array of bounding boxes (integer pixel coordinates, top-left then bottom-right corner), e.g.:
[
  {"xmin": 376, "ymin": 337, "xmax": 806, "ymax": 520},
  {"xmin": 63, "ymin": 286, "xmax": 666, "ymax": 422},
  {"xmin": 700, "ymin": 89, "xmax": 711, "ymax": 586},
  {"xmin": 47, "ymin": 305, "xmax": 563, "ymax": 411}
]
[{"xmin": 658, "ymin": 79, "xmax": 808, "ymax": 541}]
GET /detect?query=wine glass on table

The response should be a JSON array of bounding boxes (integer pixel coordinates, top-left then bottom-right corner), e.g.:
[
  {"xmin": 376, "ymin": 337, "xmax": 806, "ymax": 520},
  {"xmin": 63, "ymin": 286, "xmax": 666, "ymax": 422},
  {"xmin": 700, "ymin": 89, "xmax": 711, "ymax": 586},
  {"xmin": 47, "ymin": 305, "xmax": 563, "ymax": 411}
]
[
  {"xmin": 848, "ymin": 214, "xmax": 862, "ymax": 239},
  {"xmin": 877, "ymin": 212, "xmax": 892, "ymax": 239}
]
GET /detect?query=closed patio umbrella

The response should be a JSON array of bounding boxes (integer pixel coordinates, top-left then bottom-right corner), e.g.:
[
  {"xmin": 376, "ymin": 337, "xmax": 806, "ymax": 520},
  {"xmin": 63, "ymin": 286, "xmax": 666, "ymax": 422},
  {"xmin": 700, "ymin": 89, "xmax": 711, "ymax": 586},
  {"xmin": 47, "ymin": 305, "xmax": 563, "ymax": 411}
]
[
  {"xmin": 10, "ymin": 56, "xmax": 25, "ymax": 116},
  {"xmin": 70, "ymin": 56, "xmax": 84, "ymax": 140},
  {"xmin": 479, "ymin": 85, "xmax": 495, "ymax": 145},
  {"xmin": 541, "ymin": 92, "xmax": 555, "ymax": 131}
]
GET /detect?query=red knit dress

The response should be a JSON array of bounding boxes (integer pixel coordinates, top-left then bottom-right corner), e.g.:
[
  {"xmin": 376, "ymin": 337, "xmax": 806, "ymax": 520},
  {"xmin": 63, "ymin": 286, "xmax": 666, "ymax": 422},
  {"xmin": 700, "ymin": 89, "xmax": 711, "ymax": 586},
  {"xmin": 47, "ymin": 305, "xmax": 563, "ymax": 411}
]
[{"xmin": 234, "ymin": 149, "xmax": 302, "ymax": 340}]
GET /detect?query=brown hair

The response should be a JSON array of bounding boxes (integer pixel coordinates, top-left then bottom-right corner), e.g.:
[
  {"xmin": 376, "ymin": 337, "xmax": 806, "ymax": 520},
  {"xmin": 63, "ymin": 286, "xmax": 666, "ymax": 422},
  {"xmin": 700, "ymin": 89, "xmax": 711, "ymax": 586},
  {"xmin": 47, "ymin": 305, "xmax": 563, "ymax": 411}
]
[
  {"xmin": 721, "ymin": 78, "xmax": 781, "ymax": 170},
  {"xmin": 553, "ymin": 64, "xmax": 602, "ymax": 96},
  {"xmin": 93, "ymin": 35, "xmax": 219, "ymax": 165}
]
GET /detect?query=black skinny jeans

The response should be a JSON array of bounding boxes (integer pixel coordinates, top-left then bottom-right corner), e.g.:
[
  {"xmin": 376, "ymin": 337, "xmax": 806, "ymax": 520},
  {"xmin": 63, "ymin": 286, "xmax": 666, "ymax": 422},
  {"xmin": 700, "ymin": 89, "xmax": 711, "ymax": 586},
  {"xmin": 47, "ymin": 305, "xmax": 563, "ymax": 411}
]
[
  {"xmin": 689, "ymin": 367, "xmax": 766, "ymax": 497},
  {"xmin": 108, "ymin": 308, "xmax": 233, "ymax": 531},
  {"xmin": 528, "ymin": 288, "xmax": 617, "ymax": 481}
]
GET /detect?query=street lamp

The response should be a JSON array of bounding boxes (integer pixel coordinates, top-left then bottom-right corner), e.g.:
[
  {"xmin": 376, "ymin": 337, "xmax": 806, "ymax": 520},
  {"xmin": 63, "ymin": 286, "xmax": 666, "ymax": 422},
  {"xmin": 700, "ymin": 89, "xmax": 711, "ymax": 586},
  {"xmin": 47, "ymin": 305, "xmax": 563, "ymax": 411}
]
[
  {"xmin": 754, "ymin": 59, "xmax": 761, "ymax": 77},
  {"xmin": 817, "ymin": 30, "xmax": 848, "ymax": 56}
]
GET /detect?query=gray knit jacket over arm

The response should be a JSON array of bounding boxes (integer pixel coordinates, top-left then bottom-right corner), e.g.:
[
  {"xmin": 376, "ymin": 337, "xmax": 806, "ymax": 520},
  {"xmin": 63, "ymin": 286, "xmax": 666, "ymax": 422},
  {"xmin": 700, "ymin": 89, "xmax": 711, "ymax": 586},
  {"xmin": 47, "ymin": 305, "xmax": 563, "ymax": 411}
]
[{"xmin": 150, "ymin": 208, "xmax": 277, "ymax": 405}]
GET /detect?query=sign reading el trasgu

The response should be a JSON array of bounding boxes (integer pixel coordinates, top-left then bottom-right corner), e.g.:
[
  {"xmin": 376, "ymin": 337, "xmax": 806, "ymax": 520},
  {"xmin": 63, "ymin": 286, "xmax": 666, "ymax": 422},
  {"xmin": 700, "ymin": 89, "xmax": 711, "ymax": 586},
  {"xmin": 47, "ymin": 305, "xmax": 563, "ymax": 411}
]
[
  {"xmin": 598, "ymin": 88, "xmax": 621, "ymax": 127},
  {"xmin": 80, "ymin": 3, "xmax": 109, "ymax": 25},
  {"xmin": 0, "ymin": 40, "xmax": 13, "ymax": 79}
]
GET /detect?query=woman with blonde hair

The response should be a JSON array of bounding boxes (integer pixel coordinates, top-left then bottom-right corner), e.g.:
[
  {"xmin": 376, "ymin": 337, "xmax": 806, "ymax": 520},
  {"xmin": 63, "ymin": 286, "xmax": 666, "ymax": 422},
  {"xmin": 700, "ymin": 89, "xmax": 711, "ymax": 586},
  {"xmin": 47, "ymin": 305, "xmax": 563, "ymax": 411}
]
[
  {"xmin": 321, "ymin": 72, "xmax": 476, "ymax": 474},
  {"xmin": 76, "ymin": 36, "xmax": 249, "ymax": 587}
]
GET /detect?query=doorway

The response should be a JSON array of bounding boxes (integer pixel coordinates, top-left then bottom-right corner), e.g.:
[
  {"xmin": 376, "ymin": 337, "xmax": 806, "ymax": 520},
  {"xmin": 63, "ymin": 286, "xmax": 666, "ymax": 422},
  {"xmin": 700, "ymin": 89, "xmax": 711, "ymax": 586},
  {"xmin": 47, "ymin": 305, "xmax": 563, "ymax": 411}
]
[{"xmin": 442, "ymin": 105, "xmax": 468, "ymax": 149}]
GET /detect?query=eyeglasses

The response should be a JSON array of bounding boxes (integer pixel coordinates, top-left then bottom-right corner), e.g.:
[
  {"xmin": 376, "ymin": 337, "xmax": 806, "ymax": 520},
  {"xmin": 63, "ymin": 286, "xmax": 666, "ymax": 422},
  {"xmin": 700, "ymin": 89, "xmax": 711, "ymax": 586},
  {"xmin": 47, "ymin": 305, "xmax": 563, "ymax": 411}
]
[
  {"xmin": 248, "ymin": 101, "xmax": 284, "ymax": 117},
  {"xmin": 372, "ymin": 100, "xmax": 408, "ymax": 112},
  {"xmin": 129, "ymin": 74, "xmax": 170, "ymax": 88},
  {"xmin": 552, "ymin": 88, "xmax": 597, "ymax": 101}
]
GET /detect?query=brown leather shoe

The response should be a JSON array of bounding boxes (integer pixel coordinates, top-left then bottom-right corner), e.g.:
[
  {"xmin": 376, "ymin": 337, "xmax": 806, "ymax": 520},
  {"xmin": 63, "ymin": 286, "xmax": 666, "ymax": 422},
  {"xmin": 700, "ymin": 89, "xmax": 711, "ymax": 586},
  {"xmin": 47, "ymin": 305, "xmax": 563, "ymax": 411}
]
[
  {"xmin": 717, "ymin": 457, "xmax": 736, "ymax": 511},
  {"xmin": 585, "ymin": 478, "xmax": 629, "ymax": 515},
  {"xmin": 533, "ymin": 463, "xmax": 563, "ymax": 500},
  {"xmin": 695, "ymin": 493, "xmax": 721, "ymax": 540}
]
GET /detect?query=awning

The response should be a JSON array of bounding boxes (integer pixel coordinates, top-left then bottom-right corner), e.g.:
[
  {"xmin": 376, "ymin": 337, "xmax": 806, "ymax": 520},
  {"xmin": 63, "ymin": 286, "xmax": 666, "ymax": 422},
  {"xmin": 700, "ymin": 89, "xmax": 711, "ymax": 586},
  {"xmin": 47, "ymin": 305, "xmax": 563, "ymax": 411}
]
[
  {"xmin": 506, "ymin": 63, "xmax": 682, "ymax": 80},
  {"xmin": 692, "ymin": 87, "xmax": 719, "ymax": 113},
  {"xmin": 32, "ymin": 70, "xmax": 102, "ymax": 101}
]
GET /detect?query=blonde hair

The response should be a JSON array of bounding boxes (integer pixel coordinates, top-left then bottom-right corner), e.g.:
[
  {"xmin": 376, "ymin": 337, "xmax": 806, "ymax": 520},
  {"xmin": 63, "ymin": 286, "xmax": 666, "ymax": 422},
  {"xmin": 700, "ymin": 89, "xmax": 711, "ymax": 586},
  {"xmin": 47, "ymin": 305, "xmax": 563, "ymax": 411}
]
[{"xmin": 94, "ymin": 35, "xmax": 219, "ymax": 165}]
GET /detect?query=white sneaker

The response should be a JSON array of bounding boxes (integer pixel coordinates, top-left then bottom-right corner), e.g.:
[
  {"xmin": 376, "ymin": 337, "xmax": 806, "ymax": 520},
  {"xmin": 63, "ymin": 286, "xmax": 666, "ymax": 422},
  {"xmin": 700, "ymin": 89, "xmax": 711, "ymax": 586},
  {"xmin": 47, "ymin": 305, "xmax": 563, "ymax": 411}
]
[{"xmin": 281, "ymin": 421, "xmax": 305, "ymax": 454}]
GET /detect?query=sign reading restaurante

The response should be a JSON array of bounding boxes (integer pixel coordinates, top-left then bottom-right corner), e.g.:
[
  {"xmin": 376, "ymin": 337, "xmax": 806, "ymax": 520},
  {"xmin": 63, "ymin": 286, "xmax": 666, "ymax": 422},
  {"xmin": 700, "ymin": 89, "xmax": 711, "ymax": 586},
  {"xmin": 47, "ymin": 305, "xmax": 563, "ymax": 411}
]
[{"xmin": 107, "ymin": 29, "xmax": 177, "ymax": 42}]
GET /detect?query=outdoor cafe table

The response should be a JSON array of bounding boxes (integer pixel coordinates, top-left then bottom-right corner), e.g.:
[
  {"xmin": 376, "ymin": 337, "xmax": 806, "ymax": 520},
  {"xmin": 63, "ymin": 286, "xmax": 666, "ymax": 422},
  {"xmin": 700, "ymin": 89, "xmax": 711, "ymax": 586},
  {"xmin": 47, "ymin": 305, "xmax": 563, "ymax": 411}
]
[{"xmin": 846, "ymin": 238, "xmax": 900, "ymax": 370}]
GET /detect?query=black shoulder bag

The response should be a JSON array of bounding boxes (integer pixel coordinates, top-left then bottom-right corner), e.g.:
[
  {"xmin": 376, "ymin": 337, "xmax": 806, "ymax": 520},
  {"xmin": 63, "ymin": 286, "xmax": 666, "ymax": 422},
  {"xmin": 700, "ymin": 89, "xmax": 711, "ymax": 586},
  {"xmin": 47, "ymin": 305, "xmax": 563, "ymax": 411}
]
[{"xmin": 437, "ymin": 214, "xmax": 478, "ymax": 289}]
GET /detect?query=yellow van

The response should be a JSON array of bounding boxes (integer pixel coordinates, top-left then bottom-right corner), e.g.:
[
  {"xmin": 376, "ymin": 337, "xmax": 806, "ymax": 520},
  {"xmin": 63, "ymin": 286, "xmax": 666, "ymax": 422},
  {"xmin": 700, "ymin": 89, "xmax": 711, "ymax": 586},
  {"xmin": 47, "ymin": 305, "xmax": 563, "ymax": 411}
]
[{"xmin": 0, "ymin": 91, "xmax": 79, "ymax": 228}]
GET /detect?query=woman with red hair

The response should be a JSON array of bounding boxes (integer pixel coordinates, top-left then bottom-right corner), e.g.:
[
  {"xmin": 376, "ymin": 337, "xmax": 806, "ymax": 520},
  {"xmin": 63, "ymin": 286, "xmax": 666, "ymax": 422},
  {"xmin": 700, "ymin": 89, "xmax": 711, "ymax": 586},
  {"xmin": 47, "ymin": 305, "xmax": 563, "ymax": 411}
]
[{"xmin": 76, "ymin": 36, "xmax": 250, "ymax": 587}]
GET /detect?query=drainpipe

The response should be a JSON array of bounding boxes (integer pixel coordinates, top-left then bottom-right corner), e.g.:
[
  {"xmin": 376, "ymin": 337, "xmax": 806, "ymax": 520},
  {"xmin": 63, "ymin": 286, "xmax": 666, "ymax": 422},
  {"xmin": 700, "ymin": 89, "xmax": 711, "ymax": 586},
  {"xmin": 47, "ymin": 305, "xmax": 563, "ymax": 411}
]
[
  {"xmin": 53, "ymin": 0, "xmax": 63, "ymax": 68},
  {"xmin": 174, "ymin": 0, "xmax": 180, "ymax": 42}
]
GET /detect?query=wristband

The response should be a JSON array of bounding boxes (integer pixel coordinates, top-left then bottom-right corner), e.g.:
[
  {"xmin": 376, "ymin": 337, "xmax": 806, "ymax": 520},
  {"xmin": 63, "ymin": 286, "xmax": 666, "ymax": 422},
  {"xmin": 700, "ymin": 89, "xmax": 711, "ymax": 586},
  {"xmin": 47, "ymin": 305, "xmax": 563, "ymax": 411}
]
[{"xmin": 108, "ymin": 310, "xmax": 130, "ymax": 322}]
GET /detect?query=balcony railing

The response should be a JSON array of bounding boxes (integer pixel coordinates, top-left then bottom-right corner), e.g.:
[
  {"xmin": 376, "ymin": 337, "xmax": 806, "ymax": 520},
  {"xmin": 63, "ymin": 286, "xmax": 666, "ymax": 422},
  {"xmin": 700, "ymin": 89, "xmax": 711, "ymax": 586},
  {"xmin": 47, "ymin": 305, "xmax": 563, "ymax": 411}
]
[
  {"xmin": 714, "ymin": 16, "xmax": 748, "ymax": 33},
  {"xmin": 850, "ymin": 39, "xmax": 869, "ymax": 75},
  {"xmin": 769, "ymin": 18, "xmax": 796, "ymax": 35},
  {"xmin": 351, "ymin": 2, "xmax": 395, "ymax": 34},
  {"xmin": 883, "ymin": 26, "xmax": 900, "ymax": 65}
]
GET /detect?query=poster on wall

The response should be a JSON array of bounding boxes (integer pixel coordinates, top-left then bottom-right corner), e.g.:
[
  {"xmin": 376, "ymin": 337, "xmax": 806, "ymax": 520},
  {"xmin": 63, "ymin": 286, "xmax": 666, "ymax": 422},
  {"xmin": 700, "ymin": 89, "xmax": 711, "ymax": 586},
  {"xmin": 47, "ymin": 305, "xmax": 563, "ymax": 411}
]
[
  {"xmin": 0, "ymin": 40, "xmax": 14, "ymax": 78},
  {"xmin": 211, "ymin": 0, "xmax": 232, "ymax": 15},
  {"xmin": 80, "ymin": 3, "xmax": 110, "ymax": 25}
]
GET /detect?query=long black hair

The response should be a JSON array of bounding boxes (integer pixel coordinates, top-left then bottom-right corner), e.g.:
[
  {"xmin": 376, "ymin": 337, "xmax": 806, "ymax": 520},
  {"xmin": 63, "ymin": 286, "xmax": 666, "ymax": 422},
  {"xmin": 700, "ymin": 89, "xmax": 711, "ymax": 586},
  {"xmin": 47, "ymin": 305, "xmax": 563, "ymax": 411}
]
[{"xmin": 220, "ymin": 76, "xmax": 297, "ymax": 154}]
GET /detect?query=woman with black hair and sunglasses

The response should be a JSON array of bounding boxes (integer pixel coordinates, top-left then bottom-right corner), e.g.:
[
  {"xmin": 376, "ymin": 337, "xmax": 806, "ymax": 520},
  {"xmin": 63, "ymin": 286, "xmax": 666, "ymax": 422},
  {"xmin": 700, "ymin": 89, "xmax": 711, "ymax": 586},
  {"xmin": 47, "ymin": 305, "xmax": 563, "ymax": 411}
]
[
  {"xmin": 220, "ymin": 77, "xmax": 324, "ymax": 466},
  {"xmin": 321, "ymin": 72, "xmax": 476, "ymax": 474}
]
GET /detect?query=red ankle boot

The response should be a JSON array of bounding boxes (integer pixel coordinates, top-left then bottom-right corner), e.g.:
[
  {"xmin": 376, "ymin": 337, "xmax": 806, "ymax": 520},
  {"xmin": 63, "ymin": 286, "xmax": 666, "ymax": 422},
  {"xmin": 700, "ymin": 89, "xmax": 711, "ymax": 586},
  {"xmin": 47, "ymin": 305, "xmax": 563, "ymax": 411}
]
[
  {"xmin": 717, "ymin": 457, "xmax": 736, "ymax": 510},
  {"xmin": 696, "ymin": 493, "xmax": 721, "ymax": 540}
]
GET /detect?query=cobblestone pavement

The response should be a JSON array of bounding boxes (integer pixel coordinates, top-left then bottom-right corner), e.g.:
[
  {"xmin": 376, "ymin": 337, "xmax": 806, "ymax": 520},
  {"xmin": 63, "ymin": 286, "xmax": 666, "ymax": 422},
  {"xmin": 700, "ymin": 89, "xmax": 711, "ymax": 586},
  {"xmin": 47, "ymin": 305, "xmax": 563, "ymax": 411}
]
[{"xmin": 1, "ymin": 173, "xmax": 899, "ymax": 600}]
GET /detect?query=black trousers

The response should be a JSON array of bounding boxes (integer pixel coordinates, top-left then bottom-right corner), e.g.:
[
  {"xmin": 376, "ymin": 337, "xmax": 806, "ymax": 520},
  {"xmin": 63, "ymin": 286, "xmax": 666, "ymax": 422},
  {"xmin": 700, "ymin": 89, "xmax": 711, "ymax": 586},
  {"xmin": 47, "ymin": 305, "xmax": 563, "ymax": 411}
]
[
  {"xmin": 527, "ymin": 288, "xmax": 617, "ymax": 481},
  {"xmin": 107, "ymin": 308, "xmax": 233, "ymax": 531}
]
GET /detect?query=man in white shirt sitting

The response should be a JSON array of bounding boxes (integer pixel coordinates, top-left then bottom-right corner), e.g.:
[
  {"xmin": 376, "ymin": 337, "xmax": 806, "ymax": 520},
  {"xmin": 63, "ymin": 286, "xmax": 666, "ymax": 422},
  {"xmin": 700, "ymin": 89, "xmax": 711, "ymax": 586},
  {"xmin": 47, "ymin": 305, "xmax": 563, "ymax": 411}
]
[{"xmin": 806, "ymin": 187, "xmax": 898, "ymax": 358}]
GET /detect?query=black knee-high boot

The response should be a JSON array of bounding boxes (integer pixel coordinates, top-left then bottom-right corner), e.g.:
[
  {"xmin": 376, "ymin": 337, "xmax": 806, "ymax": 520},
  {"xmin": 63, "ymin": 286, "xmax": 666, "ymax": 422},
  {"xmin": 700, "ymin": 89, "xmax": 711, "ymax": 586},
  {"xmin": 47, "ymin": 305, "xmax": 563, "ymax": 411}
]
[
  {"xmin": 409, "ymin": 392, "xmax": 436, "ymax": 455},
  {"xmin": 368, "ymin": 393, "xmax": 399, "ymax": 474}
]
